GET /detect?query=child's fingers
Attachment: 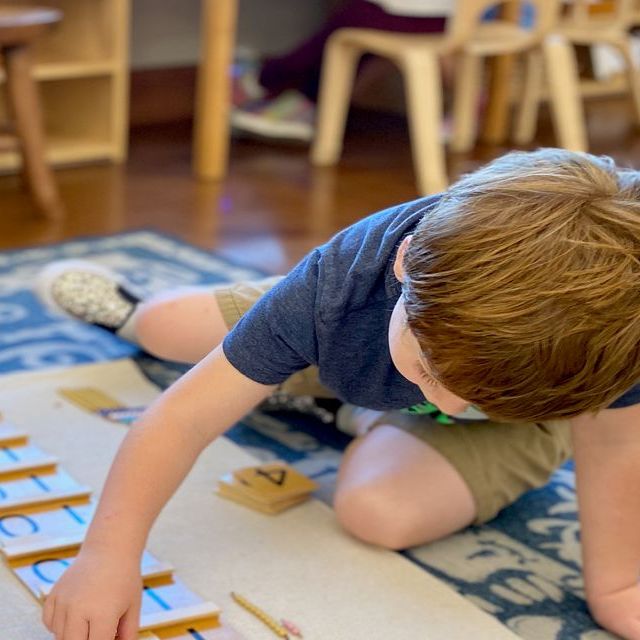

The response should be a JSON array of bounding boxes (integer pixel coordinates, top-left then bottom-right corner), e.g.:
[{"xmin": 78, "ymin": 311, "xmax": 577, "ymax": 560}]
[
  {"xmin": 63, "ymin": 615, "xmax": 89, "ymax": 640},
  {"xmin": 87, "ymin": 614, "xmax": 119, "ymax": 640},
  {"xmin": 51, "ymin": 604, "xmax": 66, "ymax": 639},
  {"xmin": 116, "ymin": 602, "xmax": 141, "ymax": 640},
  {"xmin": 42, "ymin": 594, "xmax": 55, "ymax": 631}
]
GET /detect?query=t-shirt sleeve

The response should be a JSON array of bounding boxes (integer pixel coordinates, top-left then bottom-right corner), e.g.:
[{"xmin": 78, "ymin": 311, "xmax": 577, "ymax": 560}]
[
  {"xmin": 607, "ymin": 384, "xmax": 640, "ymax": 410},
  {"xmin": 222, "ymin": 250, "xmax": 321, "ymax": 385}
]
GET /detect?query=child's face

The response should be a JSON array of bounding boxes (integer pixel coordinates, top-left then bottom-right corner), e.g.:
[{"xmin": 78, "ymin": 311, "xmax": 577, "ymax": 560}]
[
  {"xmin": 388, "ymin": 297, "xmax": 470, "ymax": 416},
  {"xmin": 390, "ymin": 235, "xmax": 469, "ymax": 416}
]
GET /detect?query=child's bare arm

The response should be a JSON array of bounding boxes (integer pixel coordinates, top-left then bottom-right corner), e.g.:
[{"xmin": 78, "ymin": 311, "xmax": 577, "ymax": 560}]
[
  {"xmin": 572, "ymin": 405, "xmax": 640, "ymax": 640},
  {"xmin": 42, "ymin": 344, "xmax": 275, "ymax": 640}
]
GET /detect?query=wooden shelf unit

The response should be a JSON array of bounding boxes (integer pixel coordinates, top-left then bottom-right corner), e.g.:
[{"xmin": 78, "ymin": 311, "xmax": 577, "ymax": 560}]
[{"xmin": 0, "ymin": 0, "xmax": 129, "ymax": 173}]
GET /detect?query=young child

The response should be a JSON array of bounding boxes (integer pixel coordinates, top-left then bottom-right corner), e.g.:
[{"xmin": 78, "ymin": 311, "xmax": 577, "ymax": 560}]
[{"xmin": 37, "ymin": 149, "xmax": 640, "ymax": 640}]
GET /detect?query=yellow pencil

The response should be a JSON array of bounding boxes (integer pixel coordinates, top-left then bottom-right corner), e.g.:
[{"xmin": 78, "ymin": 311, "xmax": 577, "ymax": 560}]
[{"xmin": 231, "ymin": 591, "xmax": 289, "ymax": 639}]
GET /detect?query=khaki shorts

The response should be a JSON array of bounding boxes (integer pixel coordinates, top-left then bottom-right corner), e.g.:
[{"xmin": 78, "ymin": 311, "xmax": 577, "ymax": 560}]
[{"xmin": 215, "ymin": 278, "xmax": 573, "ymax": 525}]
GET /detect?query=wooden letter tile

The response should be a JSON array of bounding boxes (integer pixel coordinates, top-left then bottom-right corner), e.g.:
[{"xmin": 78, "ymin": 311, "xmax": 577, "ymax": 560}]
[
  {"xmin": 139, "ymin": 575, "xmax": 220, "ymax": 632},
  {"xmin": 0, "ymin": 468, "xmax": 91, "ymax": 512},
  {"xmin": 0, "ymin": 443, "xmax": 57, "ymax": 476},
  {"xmin": 0, "ymin": 500, "xmax": 95, "ymax": 559},
  {"xmin": 8, "ymin": 548, "xmax": 174, "ymax": 600}
]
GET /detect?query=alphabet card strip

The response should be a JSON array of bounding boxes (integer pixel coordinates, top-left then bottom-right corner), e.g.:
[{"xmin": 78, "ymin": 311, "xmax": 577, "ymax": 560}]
[
  {"xmin": 0, "ymin": 468, "xmax": 91, "ymax": 512},
  {"xmin": 8, "ymin": 548, "xmax": 174, "ymax": 600},
  {"xmin": 140, "ymin": 619, "xmax": 247, "ymax": 639},
  {"xmin": 0, "ymin": 442, "xmax": 58, "ymax": 476},
  {"xmin": 0, "ymin": 423, "xmax": 28, "ymax": 447},
  {"xmin": 139, "ymin": 575, "xmax": 220, "ymax": 632},
  {"xmin": 0, "ymin": 499, "xmax": 95, "ymax": 560},
  {"xmin": 0, "ymin": 412, "xmax": 247, "ymax": 639}
]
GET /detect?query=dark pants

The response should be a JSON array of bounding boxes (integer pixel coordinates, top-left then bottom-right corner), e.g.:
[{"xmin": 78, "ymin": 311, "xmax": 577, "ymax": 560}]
[{"xmin": 259, "ymin": 0, "xmax": 447, "ymax": 102}]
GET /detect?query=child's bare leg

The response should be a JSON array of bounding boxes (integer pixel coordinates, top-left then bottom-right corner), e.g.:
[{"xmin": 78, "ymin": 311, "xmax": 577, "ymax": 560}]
[
  {"xmin": 334, "ymin": 425, "xmax": 477, "ymax": 549},
  {"xmin": 334, "ymin": 417, "xmax": 571, "ymax": 550},
  {"xmin": 134, "ymin": 288, "xmax": 230, "ymax": 363}
]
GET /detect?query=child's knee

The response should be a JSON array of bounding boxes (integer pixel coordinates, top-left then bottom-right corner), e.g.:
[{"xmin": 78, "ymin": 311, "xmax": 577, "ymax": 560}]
[{"xmin": 334, "ymin": 483, "xmax": 437, "ymax": 550}]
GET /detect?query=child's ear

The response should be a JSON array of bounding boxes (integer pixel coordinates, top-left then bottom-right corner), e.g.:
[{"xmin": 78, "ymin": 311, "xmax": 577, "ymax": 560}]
[{"xmin": 393, "ymin": 235, "xmax": 412, "ymax": 282}]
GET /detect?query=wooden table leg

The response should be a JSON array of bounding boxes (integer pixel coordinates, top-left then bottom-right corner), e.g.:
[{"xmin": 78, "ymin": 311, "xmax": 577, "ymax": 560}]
[
  {"xmin": 480, "ymin": 0, "xmax": 519, "ymax": 145},
  {"xmin": 193, "ymin": 0, "xmax": 238, "ymax": 180}
]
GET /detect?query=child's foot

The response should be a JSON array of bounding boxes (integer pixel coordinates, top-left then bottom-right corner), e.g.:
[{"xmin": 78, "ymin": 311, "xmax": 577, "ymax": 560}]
[
  {"xmin": 231, "ymin": 57, "xmax": 266, "ymax": 109},
  {"xmin": 35, "ymin": 260, "xmax": 141, "ymax": 333},
  {"xmin": 231, "ymin": 90, "xmax": 315, "ymax": 143}
]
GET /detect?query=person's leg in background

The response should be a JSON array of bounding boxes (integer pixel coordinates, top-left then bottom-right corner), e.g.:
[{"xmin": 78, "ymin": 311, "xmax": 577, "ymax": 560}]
[
  {"xmin": 232, "ymin": 0, "xmax": 447, "ymax": 142},
  {"xmin": 259, "ymin": 0, "xmax": 447, "ymax": 102}
]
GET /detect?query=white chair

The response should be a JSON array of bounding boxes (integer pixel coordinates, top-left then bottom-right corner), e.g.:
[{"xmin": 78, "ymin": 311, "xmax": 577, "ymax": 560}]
[
  {"xmin": 515, "ymin": 0, "xmax": 640, "ymax": 148},
  {"xmin": 311, "ymin": 0, "xmax": 563, "ymax": 195}
]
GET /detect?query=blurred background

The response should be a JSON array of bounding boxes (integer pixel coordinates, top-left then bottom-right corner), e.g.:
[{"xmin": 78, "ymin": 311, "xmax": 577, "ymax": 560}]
[{"xmin": 1, "ymin": 0, "xmax": 639, "ymax": 275}]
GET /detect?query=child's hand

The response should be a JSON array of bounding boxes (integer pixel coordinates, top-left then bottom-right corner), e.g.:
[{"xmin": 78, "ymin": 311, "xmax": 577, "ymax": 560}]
[
  {"xmin": 589, "ymin": 584, "xmax": 640, "ymax": 639},
  {"xmin": 42, "ymin": 549, "xmax": 142, "ymax": 640}
]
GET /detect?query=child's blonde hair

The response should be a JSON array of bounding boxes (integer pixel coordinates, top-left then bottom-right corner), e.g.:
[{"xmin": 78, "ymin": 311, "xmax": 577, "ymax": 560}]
[{"xmin": 403, "ymin": 148, "xmax": 640, "ymax": 422}]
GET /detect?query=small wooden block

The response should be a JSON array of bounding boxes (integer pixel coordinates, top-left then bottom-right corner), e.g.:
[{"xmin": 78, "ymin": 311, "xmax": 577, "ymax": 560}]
[
  {"xmin": 217, "ymin": 477, "xmax": 309, "ymax": 515},
  {"xmin": 58, "ymin": 387, "xmax": 124, "ymax": 412},
  {"xmin": 217, "ymin": 462, "xmax": 317, "ymax": 515},
  {"xmin": 231, "ymin": 462, "xmax": 318, "ymax": 504}
]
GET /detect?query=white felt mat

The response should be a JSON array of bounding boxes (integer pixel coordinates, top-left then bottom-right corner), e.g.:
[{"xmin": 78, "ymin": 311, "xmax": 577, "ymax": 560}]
[{"xmin": 0, "ymin": 359, "xmax": 518, "ymax": 640}]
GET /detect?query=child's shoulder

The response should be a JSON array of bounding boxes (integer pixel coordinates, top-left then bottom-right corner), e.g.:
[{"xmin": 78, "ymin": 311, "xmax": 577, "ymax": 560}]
[
  {"xmin": 312, "ymin": 195, "xmax": 442, "ymax": 312},
  {"xmin": 322, "ymin": 195, "xmax": 441, "ymax": 261}
]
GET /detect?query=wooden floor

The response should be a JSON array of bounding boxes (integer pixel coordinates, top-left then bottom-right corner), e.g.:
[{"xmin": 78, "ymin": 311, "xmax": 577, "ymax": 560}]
[{"xmin": 1, "ymin": 97, "xmax": 640, "ymax": 274}]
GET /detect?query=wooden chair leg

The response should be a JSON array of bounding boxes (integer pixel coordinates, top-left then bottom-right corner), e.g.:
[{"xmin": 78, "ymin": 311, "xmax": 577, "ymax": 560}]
[
  {"xmin": 513, "ymin": 49, "xmax": 544, "ymax": 145},
  {"xmin": 542, "ymin": 34, "xmax": 587, "ymax": 152},
  {"xmin": 450, "ymin": 52, "xmax": 484, "ymax": 154},
  {"xmin": 401, "ymin": 50, "xmax": 448, "ymax": 195},
  {"xmin": 615, "ymin": 38, "xmax": 640, "ymax": 126},
  {"xmin": 194, "ymin": 0, "xmax": 238, "ymax": 180},
  {"xmin": 311, "ymin": 34, "xmax": 362, "ymax": 166},
  {"xmin": 4, "ymin": 45, "xmax": 64, "ymax": 219}
]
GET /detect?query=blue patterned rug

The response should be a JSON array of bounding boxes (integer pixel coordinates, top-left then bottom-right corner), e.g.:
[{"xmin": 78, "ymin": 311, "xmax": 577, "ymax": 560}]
[{"xmin": 1, "ymin": 230, "xmax": 608, "ymax": 640}]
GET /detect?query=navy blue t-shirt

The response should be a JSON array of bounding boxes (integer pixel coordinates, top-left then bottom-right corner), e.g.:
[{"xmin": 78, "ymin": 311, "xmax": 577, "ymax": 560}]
[{"xmin": 223, "ymin": 196, "xmax": 640, "ymax": 413}]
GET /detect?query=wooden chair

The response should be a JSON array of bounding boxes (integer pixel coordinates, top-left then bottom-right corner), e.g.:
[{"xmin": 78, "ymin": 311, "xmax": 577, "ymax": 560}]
[
  {"xmin": 310, "ymin": 0, "xmax": 563, "ymax": 195},
  {"xmin": 515, "ymin": 0, "xmax": 639, "ymax": 149},
  {"xmin": 0, "ymin": 6, "xmax": 64, "ymax": 219}
]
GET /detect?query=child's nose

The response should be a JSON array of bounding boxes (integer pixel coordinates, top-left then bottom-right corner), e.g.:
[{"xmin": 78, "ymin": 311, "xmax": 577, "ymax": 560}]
[{"xmin": 439, "ymin": 398, "xmax": 470, "ymax": 416}]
